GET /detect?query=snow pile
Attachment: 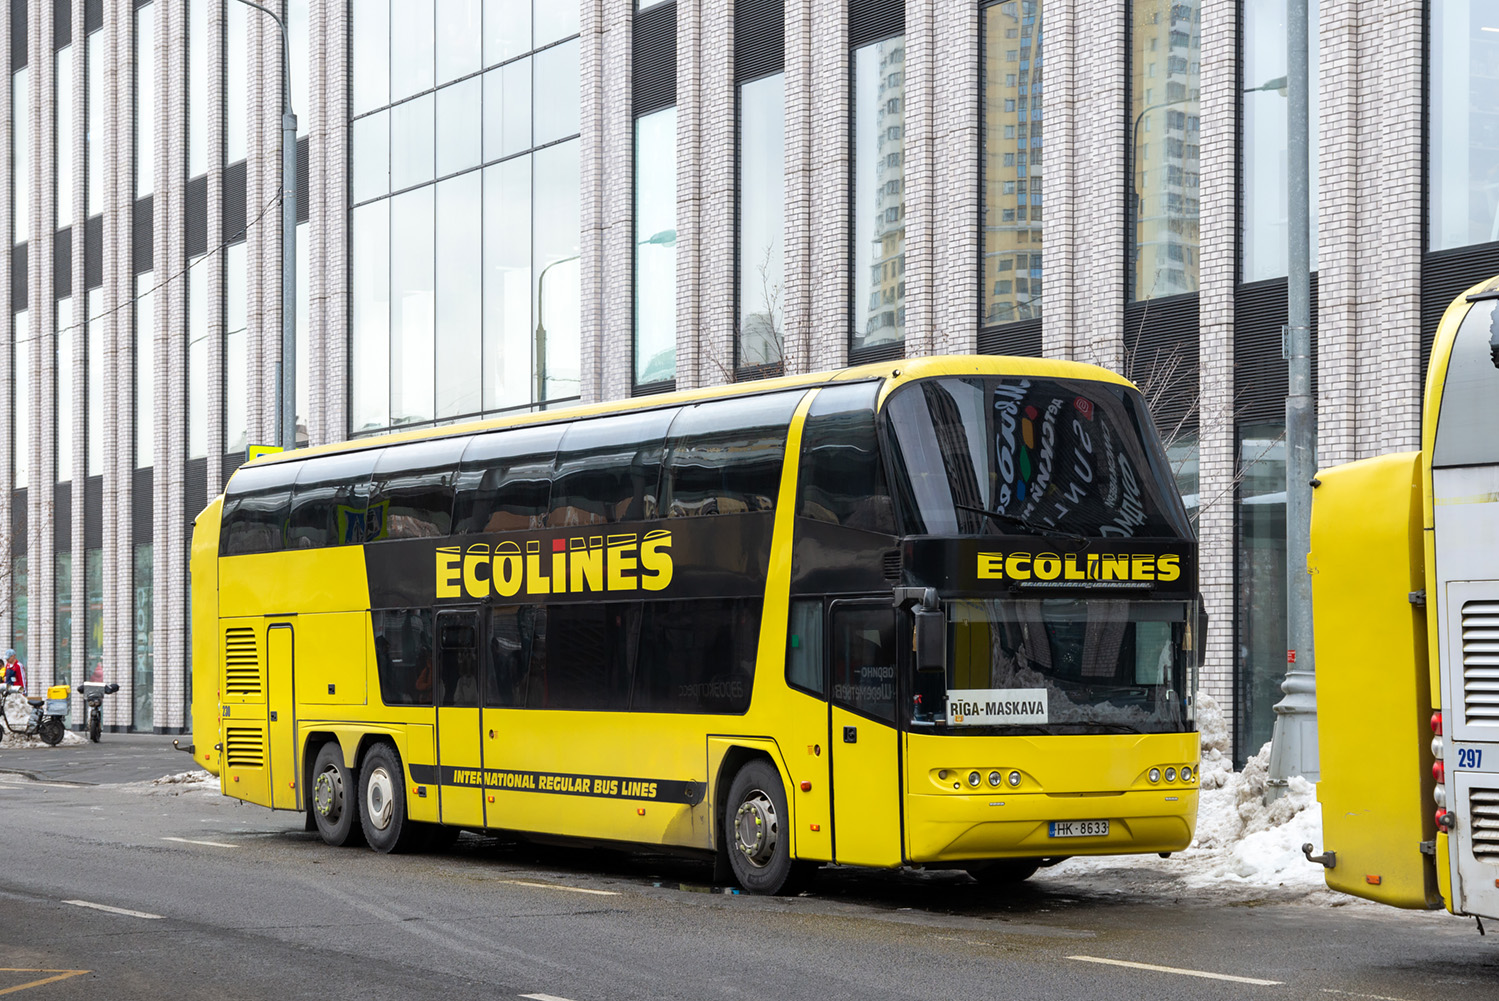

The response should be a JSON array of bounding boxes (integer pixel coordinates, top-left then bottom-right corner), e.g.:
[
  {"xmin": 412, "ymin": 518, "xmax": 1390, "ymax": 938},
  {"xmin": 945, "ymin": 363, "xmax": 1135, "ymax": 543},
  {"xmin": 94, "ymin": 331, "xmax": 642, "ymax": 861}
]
[
  {"xmin": 137, "ymin": 769, "xmax": 222, "ymax": 797},
  {"xmin": 1051, "ymin": 692, "xmax": 1333, "ymax": 900}
]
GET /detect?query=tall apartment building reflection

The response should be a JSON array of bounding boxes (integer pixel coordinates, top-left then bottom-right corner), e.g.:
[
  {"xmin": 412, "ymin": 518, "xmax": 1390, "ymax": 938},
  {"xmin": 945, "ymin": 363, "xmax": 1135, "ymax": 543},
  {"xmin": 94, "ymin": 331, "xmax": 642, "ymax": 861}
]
[
  {"xmin": 982, "ymin": 0, "xmax": 1043, "ymax": 327},
  {"xmin": 860, "ymin": 38, "xmax": 907, "ymax": 345}
]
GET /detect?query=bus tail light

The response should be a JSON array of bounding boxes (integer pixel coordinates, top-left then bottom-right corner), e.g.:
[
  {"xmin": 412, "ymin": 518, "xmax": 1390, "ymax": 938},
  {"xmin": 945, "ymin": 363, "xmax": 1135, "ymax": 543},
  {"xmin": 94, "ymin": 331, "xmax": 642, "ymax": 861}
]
[
  {"xmin": 1431, "ymin": 711, "xmax": 1443, "ymax": 736},
  {"xmin": 1433, "ymin": 760, "xmax": 1445, "ymax": 784}
]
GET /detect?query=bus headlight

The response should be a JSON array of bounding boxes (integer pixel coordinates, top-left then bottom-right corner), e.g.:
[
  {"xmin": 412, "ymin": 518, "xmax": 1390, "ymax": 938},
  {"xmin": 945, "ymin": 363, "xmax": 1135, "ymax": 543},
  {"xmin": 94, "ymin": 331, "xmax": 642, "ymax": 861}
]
[
  {"xmin": 968, "ymin": 771, "xmax": 982, "ymax": 787},
  {"xmin": 988, "ymin": 771, "xmax": 1002, "ymax": 787},
  {"xmin": 1180, "ymin": 766, "xmax": 1193, "ymax": 783},
  {"xmin": 1165, "ymin": 767, "xmax": 1177, "ymax": 782},
  {"xmin": 1007, "ymin": 770, "xmax": 1021, "ymax": 787},
  {"xmin": 1149, "ymin": 768, "xmax": 1161, "ymax": 783}
]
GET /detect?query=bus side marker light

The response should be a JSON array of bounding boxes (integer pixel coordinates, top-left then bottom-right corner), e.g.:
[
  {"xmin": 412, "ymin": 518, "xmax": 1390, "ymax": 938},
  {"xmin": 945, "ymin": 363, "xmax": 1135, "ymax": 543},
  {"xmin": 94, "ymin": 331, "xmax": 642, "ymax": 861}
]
[
  {"xmin": 488, "ymin": 795, "xmax": 495, "ymax": 803},
  {"xmin": 288, "ymin": 781, "xmax": 295, "ymax": 789},
  {"xmin": 810, "ymin": 824, "xmax": 821, "ymax": 832},
  {"xmin": 1366, "ymin": 875, "xmax": 1382, "ymax": 886},
  {"xmin": 233, "ymin": 775, "xmax": 239, "ymax": 782},
  {"xmin": 637, "ymin": 808, "xmax": 646, "ymax": 816},
  {"xmin": 800, "ymin": 781, "xmax": 812, "ymax": 792}
]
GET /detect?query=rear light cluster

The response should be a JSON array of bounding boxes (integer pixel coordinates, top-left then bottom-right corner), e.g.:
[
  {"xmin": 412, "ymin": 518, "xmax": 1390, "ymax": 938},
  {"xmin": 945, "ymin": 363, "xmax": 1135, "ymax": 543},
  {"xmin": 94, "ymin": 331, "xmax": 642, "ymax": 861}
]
[
  {"xmin": 938, "ymin": 768, "xmax": 1022, "ymax": 790},
  {"xmin": 1431, "ymin": 711, "xmax": 1451, "ymax": 829},
  {"xmin": 1147, "ymin": 765, "xmax": 1196, "ymax": 785}
]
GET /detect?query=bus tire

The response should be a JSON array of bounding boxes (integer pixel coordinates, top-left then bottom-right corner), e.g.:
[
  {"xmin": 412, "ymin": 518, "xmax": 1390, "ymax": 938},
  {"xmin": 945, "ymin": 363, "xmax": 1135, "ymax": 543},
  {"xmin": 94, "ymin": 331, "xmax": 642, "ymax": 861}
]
[
  {"xmin": 311, "ymin": 742, "xmax": 364, "ymax": 847},
  {"xmin": 359, "ymin": 743, "xmax": 418, "ymax": 853},
  {"xmin": 968, "ymin": 859, "xmax": 1041, "ymax": 885},
  {"xmin": 725, "ymin": 760, "xmax": 797, "ymax": 895}
]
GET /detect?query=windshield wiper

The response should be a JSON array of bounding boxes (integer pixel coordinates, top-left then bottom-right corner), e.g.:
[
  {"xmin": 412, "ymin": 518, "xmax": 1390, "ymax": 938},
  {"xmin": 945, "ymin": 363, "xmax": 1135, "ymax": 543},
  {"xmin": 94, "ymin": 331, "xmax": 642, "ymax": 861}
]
[{"xmin": 952, "ymin": 502, "xmax": 1089, "ymax": 545}]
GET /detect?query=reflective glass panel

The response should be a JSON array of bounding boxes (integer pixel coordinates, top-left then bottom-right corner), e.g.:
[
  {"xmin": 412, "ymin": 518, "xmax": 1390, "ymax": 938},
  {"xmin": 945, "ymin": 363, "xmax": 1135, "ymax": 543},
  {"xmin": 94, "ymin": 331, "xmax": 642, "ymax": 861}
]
[
  {"xmin": 14, "ymin": 313, "xmax": 27, "ymax": 489},
  {"xmin": 227, "ymin": 2, "xmax": 246, "ymax": 162},
  {"xmin": 290, "ymin": 0, "xmax": 309, "ymax": 134},
  {"xmin": 738, "ymin": 72, "xmax": 785, "ymax": 368},
  {"xmin": 9, "ymin": 556, "xmax": 24, "ymax": 662},
  {"xmin": 57, "ymin": 298, "xmax": 73, "ymax": 482},
  {"xmin": 391, "ymin": 185, "xmax": 436, "ymax": 426},
  {"xmin": 1430, "ymin": 0, "xmax": 1499, "ymax": 252},
  {"xmin": 534, "ymin": 0, "xmax": 579, "ymax": 46},
  {"xmin": 1242, "ymin": 0, "xmax": 1319, "ymax": 281},
  {"xmin": 534, "ymin": 139, "xmax": 580, "ymax": 401},
  {"xmin": 14, "ymin": 69, "xmax": 28, "ymax": 241},
  {"xmin": 436, "ymin": 76, "xmax": 482, "ymax": 177},
  {"xmin": 353, "ymin": 109, "xmax": 390, "ymax": 203},
  {"xmin": 483, "ymin": 58, "xmax": 532, "ymax": 161},
  {"xmin": 851, "ymin": 36, "xmax": 906, "ymax": 351},
  {"xmin": 351, "ymin": 201, "xmax": 391, "ymax": 433},
  {"xmin": 533, "ymin": 39, "xmax": 580, "ymax": 146},
  {"xmin": 1237, "ymin": 424, "xmax": 1285, "ymax": 764},
  {"xmin": 137, "ymin": 4, "xmax": 154, "ymax": 197},
  {"xmin": 85, "ymin": 549, "xmax": 102, "ymax": 690},
  {"xmin": 189, "ymin": 258, "xmax": 207, "ymax": 459},
  {"xmin": 55, "ymin": 553, "xmax": 71, "ymax": 688},
  {"xmin": 88, "ymin": 33, "xmax": 101, "ymax": 214},
  {"xmin": 137, "ymin": 274, "xmax": 154, "ymax": 468},
  {"xmin": 56, "ymin": 46, "xmax": 73, "ymax": 225},
  {"xmin": 483, "ymin": 156, "xmax": 531, "ymax": 410},
  {"xmin": 634, "ymin": 107, "xmax": 677, "ymax": 385},
  {"xmin": 133, "ymin": 543, "xmax": 153, "ymax": 729},
  {"xmin": 391, "ymin": 93, "xmax": 436, "ymax": 191},
  {"xmin": 188, "ymin": 0, "xmax": 207, "ymax": 176},
  {"xmin": 436, "ymin": 0, "xmax": 483, "ymax": 84},
  {"xmin": 87, "ymin": 289, "xmax": 102, "ymax": 476},
  {"xmin": 436, "ymin": 172, "xmax": 483, "ymax": 418},
  {"xmin": 226, "ymin": 243, "xmax": 249, "ymax": 453},
  {"xmin": 297, "ymin": 223, "xmax": 309, "ymax": 427},
  {"xmin": 391, "ymin": 0, "xmax": 435, "ymax": 101},
  {"xmin": 352, "ymin": 0, "xmax": 390, "ymax": 115},
  {"xmin": 484, "ymin": 0, "xmax": 530, "ymax": 65},
  {"xmin": 1129, "ymin": 0, "xmax": 1200, "ymax": 300},
  {"xmin": 982, "ymin": 1, "xmax": 1043, "ymax": 326}
]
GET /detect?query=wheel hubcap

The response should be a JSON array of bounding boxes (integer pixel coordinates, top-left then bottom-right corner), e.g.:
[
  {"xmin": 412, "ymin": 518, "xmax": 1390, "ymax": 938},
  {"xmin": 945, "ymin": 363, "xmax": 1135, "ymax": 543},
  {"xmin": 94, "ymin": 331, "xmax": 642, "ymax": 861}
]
[
  {"xmin": 365, "ymin": 766, "xmax": 394, "ymax": 830},
  {"xmin": 314, "ymin": 766, "xmax": 342, "ymax": 819},
  {"xmin": 734, "ymin": 789, "xmax": 778, "ymax": 868}
]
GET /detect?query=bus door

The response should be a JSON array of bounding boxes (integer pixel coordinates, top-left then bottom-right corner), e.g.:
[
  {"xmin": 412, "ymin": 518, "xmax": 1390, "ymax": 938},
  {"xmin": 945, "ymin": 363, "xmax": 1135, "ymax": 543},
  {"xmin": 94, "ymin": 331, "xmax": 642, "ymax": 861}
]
[
  {"xmin": 266, "ymin": 623, "xmax": 298, "ymax": 810},
  {"xmin": 435, "ymin": 609, "xmax": 485, "ymax": 829},
  {"xmin": 827, "ymin": 600, "xmax": 904, "ymax": 867}
]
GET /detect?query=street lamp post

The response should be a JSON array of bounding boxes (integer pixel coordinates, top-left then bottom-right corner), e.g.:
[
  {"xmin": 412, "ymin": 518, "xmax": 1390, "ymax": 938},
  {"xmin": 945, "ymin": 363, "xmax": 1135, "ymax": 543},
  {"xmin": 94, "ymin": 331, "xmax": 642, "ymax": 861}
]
[
  {"xmin": 533, "ymin": 254, "xmax": 579, "ymax": 406},
  {"xmin": 1268, "ymin": 0, "xmax": 1319, "ymax": 793},
  {"xmin": 230, "ymin": 0, "xmax": 297, "ymax": 452}
]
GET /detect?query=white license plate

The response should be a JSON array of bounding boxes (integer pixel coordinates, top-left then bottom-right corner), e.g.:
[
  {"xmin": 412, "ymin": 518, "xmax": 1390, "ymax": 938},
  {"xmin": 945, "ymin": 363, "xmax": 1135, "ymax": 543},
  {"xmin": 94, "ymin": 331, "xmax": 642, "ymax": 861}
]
[{"xmin": 1049, "ymin": 819, "xmax": 1109, "ymax": 838}]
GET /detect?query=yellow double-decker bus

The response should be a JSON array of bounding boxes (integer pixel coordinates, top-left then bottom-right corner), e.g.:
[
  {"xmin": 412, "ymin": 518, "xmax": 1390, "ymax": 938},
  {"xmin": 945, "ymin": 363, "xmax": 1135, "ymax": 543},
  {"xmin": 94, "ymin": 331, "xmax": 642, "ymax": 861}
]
[
  {"xmin": 190, "ymin": 355, "xmax": 1201, "ymax": 893},
  {"xmin": 1311, "ymin": 275, "xmax": 1499, "ymax": 923}
]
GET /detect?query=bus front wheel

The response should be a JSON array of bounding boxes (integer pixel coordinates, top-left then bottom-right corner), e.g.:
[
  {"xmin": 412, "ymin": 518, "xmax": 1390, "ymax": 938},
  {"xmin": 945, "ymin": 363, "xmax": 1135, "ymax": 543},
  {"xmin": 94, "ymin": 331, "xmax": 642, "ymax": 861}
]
[
  {"xmin": 359, "ymin": 743, "xmax": 419, "ymax": 853},
  {"xmin": 725, "ymin": 760, "xmax": 798, "ymax": 895},
  {"xmin": 311, "ymin": 743, "xmax": 364, "ymax": 848}
]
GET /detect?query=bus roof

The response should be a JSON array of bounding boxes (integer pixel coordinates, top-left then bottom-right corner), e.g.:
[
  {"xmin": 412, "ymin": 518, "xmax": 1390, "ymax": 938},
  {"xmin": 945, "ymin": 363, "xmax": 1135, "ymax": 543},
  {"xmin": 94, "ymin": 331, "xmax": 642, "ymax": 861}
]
[{"xmin": 249, "ymin": 354, "xmax": 1134, "ymax": 470}]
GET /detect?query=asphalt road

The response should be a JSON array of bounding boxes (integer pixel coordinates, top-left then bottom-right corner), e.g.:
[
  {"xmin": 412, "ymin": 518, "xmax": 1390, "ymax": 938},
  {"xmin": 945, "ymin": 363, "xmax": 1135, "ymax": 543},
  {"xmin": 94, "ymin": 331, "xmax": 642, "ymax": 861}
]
[{"xmin": 2, "ymin": 736, "xmax": 1498, "ymax": 1001}]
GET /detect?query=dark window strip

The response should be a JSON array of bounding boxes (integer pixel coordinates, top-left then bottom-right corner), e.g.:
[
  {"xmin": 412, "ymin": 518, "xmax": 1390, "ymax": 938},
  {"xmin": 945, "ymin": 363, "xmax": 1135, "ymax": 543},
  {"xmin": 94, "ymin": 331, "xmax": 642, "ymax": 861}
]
[{"xmin": 634, "ymin": 1, "xmax": 677, "ymax": 116}]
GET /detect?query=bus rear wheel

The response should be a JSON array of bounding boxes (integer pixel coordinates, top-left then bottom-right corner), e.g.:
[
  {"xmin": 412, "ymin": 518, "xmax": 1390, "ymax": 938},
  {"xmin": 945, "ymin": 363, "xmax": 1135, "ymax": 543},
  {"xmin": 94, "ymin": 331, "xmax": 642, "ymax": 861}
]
[
  {"xmin": 359, "ymin": 743, "xmax": 419, "ymax": 853},
  {"xmin": 725, "ymin": 760, "xmax": 799, "ymax": 895},
  {"xmin": 311, "ymin": 743, "xmax": 364, "ymax": 847}
]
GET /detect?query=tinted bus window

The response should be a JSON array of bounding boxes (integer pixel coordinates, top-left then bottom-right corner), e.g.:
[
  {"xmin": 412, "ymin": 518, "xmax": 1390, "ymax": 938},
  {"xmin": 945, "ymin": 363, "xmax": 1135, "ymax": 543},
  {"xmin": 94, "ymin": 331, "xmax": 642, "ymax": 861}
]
[
  {"xmin": 633, "ymin": 598, "xmax": 760, "ymax": 713},
  {"xmin": 368, "ymin": 436, "xmax": 470, "ymax": 540},
  {"xmin": 373, "ymin": 608, "xmax": 434, "ymax": 706},
  {"xmin": 662, "ymin": 392, "xmax": 801, "ymax": 518},
  {"xmin": 883, "ymin": 377, "xmax": 1189, "ymax": 539},
  {"xmin": 487, "ymin": 605, "xmax": 547, "ymax": 707},
  {"xmin": 522, "ymin": 602, "xmax": 639, "ymax": 710},
  {"xmin": 220, "ymin": 459, "xmax": 300, "ymax": 555},
  {"xmin": 797, "ymin": 383, "xmax": 896, "ymax": 533},
  {"xmin": 830, "ymin": 604, "xmax": 897, "ymax": 722},
  {"xmin": 286, "ymin": 448, "xmax": 382, "ymax": 548},
  {"xmin": 453, "ymin": 423, "xmax": 565, "ymax": 534},
  {"xmin": 1434, "ymin": 299, "xmax": 1499, "ymax": 467},
  {"xmin": 549, "ymin": 409, "xmax": 677, "ymax": 526}
]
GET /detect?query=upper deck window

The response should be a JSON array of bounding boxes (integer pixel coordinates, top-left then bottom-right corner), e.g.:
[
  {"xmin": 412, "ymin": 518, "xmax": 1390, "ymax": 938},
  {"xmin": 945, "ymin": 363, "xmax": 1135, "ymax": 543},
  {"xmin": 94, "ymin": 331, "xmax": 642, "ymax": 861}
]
[
  {"xmin": 286, "ymin": 448, "xmax": 382, "ymax": 548},
  {"xmin": 368, "ymin": 436, "xmax": 471, "ymax": 540},
  {"xmin": 1434, "ymin": 298, "xmax": 1499, "ymax": 468},
  {"xmin": 221, "ymin": 459, "xmax": 301, "ymax": 556},
  {"xmin": 662, "ymin": 391, "xmax": 802, "ymax": 518},
  {"xmin": 549, "ymin": 409, "xmax": 678, "ymax": 526},
  {"xmin": 884, "ymin": 376, "xmax": 1190, "ymax": 539},
  {"xmin": 796, "ymin": 382, "xmax": 897, "ymax": 534},
  {"xmin": 453, "ymin": 423, "xmax": 566, "ymax": 534}
]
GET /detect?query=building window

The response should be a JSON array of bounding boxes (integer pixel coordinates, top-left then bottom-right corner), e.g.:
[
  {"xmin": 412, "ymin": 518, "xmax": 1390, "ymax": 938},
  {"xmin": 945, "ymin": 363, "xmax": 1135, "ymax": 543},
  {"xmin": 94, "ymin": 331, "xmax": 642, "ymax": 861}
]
[
  {"xmin": 57, "ymin": 297, "xmax": 73, "ymax": 482},
  {"xmin": 136, "ymin": 274, "xmax": 154, "ymax": 468},
  {"xmin": 87, "ymin": 288, "xmax": 102, "ymax": 476},
  {"xmin": 738, "ymin": 71, "xmax": 785, "ymax": 371},
  {"xmin": 136, "ymin": 2, "xmax": 153, "ymax": 198},
  {"xmin": 634, "ymin": 105, "xmax": 678, "ymax": 387},
  {"xmin": 1242, "ymin": 0, "xmax": 1319, "ymax": 281},
  {"xmin": 188, "ymin": 0, "xmax": 207, "ymax": 176},
  {"xmin": 14, "ymin": 67, "xmax": 28, "ymax": 242},
  {"xmin": 133, "ymin": 543, "xmax": 153, "ymax": 729},
  {"xmin": 226, "ymin": 0, "xmax": 246, "ymax": 163},
  {"xmin": 1429, "ymin": 0, "xmax": 1499, "ymax": 253},
  {"xmin": 983, "ymin": 0, "xmax": 1043, "ymax": 327},
  {"xmin": 55, "ymin": 553, "xmax": 71, "ymax": 688},
  {"xmin": 87, "ymin": 29, "xmax": 102, "ymax": 215},
  {"xmin": 13, "ymin": 312, "xmax": 28, "ymax": 489},
  {"xmin": 226, "ymin": 243, "xmax": 248, "ymax": 454},
  {"xmin": 852, "ymin": 34, "xmax": 906, "ymax": 354},
  {"xmin": 1237, "ymin": 424, "xmax": 1285, "ymax": 764},
  {"xmin": 1129, "ymin": 0, "xmax": 1200, "ymax": 300},
  {"xmin": 350, "ymin": 1, "xmax": 582, "ymax": 434},
  {"xmin": 188, "ymin": 259, "xmax": 208, "ymax": 460},
  {"xmin": 56, "ymin": 45, "xmax": 73, "ymax": 226}
]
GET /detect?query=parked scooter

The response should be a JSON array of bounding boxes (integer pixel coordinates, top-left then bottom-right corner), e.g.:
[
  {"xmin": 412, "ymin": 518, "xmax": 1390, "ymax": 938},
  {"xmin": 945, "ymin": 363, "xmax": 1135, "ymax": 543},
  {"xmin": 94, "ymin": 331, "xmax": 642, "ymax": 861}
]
[
  {"xmin": 77, "ymin": 682, "xmax": 120, "ymax": 743},
  {"xmin": 0, "ymin": 682, "xmax": 71, "ymax": 746}
]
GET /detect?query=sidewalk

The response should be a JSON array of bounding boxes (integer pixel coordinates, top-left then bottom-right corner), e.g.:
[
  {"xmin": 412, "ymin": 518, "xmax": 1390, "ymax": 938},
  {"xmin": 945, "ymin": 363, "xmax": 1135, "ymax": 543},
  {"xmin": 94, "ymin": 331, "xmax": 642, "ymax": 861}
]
[{"xmin": 0, "ymin": 731, "xmax": 203, "ymax": 785}]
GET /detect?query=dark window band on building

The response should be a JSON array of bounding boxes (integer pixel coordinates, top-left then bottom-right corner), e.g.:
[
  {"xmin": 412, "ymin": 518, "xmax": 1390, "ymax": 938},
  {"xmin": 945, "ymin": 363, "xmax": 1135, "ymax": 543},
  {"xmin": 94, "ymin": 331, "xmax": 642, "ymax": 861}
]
[
  {"xmin": 11, "ymin": 0, "xmax": 27, "ymax": 71},
  {"xmin": 133, "ymin": 196, "xmax": 152, "ymax": 275},
  {"xmin": 633, "ymin": 1, "xmax": 676, "ymax": 116},
  {"xmin": 1234, "ymin": 275, "xmax": 1319, "ymax": 425},
  {"xmin": 11, "ymin": 243, "xmax": 26, "ymax": 311},
  {"xmin": 53, "ymin": 225, "xmax": 71, "ymax": 299},
  {"xmin": 1421, "ymin": 244, "xmax": 1499, "ymax": 383},
  {"xmin": 186, "ymin": 175, "xmax": 208, "ymax": 258},
  {"xmin": 735, "ymin": 0, "xmax": 784, "ymax": 83},
  {"xmin": 84, "ymin": 0, "xmax": 100, "ymax": 33},
  {"xmin": 54, "ymin": 0, "xmax": 70, "ymax": 49},
  {"xmin": 11, "ymin": 489, "xmax": 25, "ymax": 557},
  {"xmin": 1124, "ymin": 293, "xmax": 1199, "ymax": 436},
  {"xmin": 977, "ymin": 318, "xmax": 1041, "ymax": 358},
  {"xmin": 848, "ymin": 0, "xmax": 904, "ymax": 49},
  {"xmin": 222, "ymin": 160, "xmax": 248, "ymax": 245},
  {"xmin": 54, "ymin": 483, "xmax": 70, "ymax": 551},
  {"xmin": 84, "ymin": 213, "xmax": 102, "ymax": 289}
]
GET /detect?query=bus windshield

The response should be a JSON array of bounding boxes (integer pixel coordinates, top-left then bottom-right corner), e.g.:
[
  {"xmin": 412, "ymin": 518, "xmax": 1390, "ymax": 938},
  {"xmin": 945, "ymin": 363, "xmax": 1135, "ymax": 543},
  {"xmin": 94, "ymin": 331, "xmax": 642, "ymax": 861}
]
[
  {"xmin": 911, "ymin": 598, "xmax": 1194, "ymax": 734},
  {"xmin": 884, "ymin": 376, "xmax": 1189, "ymax": 539}
]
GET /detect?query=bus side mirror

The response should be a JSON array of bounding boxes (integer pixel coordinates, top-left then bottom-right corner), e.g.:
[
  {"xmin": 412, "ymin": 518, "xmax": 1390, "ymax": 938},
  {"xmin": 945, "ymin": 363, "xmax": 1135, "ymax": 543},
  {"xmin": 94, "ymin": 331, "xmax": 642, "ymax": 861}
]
[{"xmin": 914, "ymin": 609, "xmax": 946, "ymax": 673}]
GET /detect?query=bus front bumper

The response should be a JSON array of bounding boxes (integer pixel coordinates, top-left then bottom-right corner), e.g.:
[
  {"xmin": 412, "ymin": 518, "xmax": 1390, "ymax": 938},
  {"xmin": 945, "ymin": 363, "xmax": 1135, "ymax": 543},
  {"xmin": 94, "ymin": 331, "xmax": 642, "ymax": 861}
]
[{"xmin": 906, "ymin": 788, "xmax": 1198, "ymax": 863}]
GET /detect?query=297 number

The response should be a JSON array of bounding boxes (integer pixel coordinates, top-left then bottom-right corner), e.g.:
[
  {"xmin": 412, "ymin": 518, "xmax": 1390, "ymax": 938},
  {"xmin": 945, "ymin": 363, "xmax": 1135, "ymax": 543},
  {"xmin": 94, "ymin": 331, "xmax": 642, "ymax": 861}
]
[{"xmin": 1457, "ymin": 747, "xmax": 1484, "ymax": 769}]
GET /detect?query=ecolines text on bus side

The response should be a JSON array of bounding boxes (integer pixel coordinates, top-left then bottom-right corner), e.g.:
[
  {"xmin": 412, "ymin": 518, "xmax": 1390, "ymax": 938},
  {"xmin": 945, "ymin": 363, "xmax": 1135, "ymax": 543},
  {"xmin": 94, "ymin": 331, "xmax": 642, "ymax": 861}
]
[
  {"xmin": 976, "ymin": 550, "xmax": 1181, "ymax": 583},
  {"xmin": 435, "ymin": 530, "xmax": 674, "ymax": 599}
]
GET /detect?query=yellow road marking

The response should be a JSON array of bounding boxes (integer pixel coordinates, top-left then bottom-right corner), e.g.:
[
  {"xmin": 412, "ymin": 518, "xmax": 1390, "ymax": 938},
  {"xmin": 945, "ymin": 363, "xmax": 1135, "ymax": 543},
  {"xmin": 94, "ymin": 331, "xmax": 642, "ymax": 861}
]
[
  {"xmin": 1067, "ymin": 955, "xmax": 1282, "ymax": 986},
  {"xmin": 499, "ymin": 879, "xmax": 618, "ymax": 897},
  {"xmin": 0, "ymin": 970, "xmax": 89, "ymax": 996}
]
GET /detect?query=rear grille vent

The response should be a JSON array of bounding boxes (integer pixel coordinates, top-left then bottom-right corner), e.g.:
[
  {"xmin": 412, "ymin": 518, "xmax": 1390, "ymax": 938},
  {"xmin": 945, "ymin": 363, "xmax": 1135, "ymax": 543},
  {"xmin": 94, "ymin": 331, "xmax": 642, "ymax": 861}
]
[
  {"xmin": 223, "ymin": 627, "xmax": 262, "ymax": 696},
  {"xmin": 882, "ymin": 549, "xmax": 903, "ymax": 581},
  {"xmin": 1460, "ymin": 601, "xmax": 1499, "ymax": 725},
  {"xmin": 1469, "ymin": 788, "xmax": 1499, "ymax": 862},
  {"xmin": 224, "ymin": 727, "xmax": 265, "ymax": 769}
]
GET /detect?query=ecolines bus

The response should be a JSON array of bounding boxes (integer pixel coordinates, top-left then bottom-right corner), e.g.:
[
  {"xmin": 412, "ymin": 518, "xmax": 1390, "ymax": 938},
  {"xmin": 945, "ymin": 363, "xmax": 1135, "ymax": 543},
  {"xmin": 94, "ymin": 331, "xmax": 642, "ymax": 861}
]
[{"xmin": 190, "ymin": 355, "xmax": 1201, "ymax": 893}]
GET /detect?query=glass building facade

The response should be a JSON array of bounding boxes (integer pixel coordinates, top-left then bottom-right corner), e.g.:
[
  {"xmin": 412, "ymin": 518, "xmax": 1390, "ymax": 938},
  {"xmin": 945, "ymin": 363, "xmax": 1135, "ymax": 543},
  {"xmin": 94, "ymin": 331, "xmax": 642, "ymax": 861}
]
[{"xmin": 0, "ymin": 0, "xmax": 1490, "ymax": 756}]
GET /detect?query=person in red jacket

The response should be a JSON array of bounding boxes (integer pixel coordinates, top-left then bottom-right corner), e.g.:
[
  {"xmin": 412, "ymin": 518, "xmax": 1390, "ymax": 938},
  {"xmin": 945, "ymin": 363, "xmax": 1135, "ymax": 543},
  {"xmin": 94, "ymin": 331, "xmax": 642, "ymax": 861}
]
[{"xmin": 2, "ymin": 649, "xmax": 24, "ymax": 691}]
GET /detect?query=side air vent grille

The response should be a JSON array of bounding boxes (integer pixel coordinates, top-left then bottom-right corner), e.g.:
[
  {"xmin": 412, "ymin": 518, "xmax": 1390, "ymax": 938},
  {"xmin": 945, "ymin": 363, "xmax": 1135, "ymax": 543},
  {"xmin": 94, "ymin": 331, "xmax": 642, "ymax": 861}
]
[
  {"xmin": 1460, "ymin": 601, "xmax": 1499, "ymax": 725},
  {"xmin": 1469, "ymin": 788, "xmax": 1499, "ymax": 862},
  {"xmin": 223, "ymin": 627, "xmax": 262, "ymax": 697},
  {"xmin": 882, "ymin": 549, "xmax": 903, "ymax": 581},
  {"xmin": 224, "ymin": 727, "xmax": 265, "ymax": 769}
]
